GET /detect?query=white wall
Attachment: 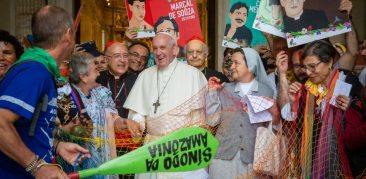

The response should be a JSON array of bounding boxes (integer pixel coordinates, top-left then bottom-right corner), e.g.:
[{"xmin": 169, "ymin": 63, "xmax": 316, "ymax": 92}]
[{"xmin": 215, "ymin": 0, "xmax": 231, "ymax": 72}]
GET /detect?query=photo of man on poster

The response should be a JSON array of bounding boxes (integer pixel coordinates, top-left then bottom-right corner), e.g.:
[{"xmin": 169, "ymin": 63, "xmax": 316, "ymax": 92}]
[
  {"xmin": 154, "ymin": 16, "xmax": 185, "ymax": 58},
  {"xmin": 280, "ymin": 0, "xmax": 329, "ymax": 33},
  {"xmin": 224, "ymin": 2, "xmax": 253, "ymax": 47},
  {"xmin": 127, "ymin": 0, "xmax": 153, "ymax": 30}
]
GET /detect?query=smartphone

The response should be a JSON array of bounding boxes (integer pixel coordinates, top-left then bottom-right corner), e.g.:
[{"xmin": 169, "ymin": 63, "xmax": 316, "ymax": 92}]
[{"xmin": 76, "ymin": 41, "xmax": 96, "ymax": 51}]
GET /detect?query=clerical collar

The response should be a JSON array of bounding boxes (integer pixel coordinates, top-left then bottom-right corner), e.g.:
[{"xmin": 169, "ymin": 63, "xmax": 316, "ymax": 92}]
[
  {"xmin": 108, "ymin": 70, "xmax": 127, "ymax": 80},
  {"xmin": 292, "ymin": 10, "xmax": 304, "ymax": 20}
]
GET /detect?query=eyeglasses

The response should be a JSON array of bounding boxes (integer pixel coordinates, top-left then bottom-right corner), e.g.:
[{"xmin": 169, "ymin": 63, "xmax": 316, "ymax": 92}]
[
  {"xmin": 94, "ymin": 60, "xmax": 106, "ymax": 65},
  {"xmin": 292, "ymin": 63, "xmax": 305, "ymax": 69},
  {"xmin": 186, "ymin": 50, "xmax": 204, "ymax": 56},
  {"xmin": 129, "ymin": 52, "xmax": 148, "ymax": 62},
  {"xmin": 303, "ymin": 61, "xmax": 322, "ymax": 72},
  {"xmin": 104, "ymin": 53, "xmax": 129, "ymax": 61}
]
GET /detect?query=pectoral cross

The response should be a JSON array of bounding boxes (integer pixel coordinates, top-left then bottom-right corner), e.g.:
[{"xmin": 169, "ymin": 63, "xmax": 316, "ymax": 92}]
[{"xmin": 153, "ymin": 99, "xmax": 160, "ymax": 114}]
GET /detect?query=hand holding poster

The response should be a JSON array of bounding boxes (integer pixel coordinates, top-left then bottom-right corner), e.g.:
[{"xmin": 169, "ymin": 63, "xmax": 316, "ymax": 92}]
[
  {"xmin": 280, "ymin": 0, "xmax": 352, "ymax": 47},
  {"xmin": 125, "ymin": 0, "xmax": 155, "ymax": 38},
  {"xmin": 252, "ymin": 0, "xmax": 285, "ymax": 38},
  {"xmin": 222, "ymin": 0, "xmax": 266, "ymax": 49},
  {"xmin": 68, "ymin": 127, "xmax": 218, "ymax": 179}
]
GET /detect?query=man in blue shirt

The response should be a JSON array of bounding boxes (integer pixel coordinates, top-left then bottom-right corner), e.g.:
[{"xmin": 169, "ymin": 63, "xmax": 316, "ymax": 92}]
[{"xmin": 0, "ymin": 5, "xmax": 90, "ymax": 178}]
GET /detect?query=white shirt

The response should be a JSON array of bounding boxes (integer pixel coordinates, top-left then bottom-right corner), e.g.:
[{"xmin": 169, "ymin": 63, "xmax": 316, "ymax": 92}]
[{"xmin": 238, "ymin": 80, "xmax": 255, "ymax": 96}]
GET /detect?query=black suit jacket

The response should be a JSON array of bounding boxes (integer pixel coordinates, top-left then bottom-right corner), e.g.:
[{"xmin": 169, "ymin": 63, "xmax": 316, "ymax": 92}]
[
  {"xmin": 283, "ymin": 9, "xmax": 329, "ymax": 33},
  {"xmin": 202, "ymin": 68, "xmax": 229, "ymax": 83},
  {"xmin": 96, "ymin": 71, "xmax": 137, "ymax": 117}
]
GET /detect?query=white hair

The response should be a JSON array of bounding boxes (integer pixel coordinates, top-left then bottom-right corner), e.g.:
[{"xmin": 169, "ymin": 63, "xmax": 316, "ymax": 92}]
[{"xmin": 155, "ymin": 32, "xmax": 177, "ymax": 47}]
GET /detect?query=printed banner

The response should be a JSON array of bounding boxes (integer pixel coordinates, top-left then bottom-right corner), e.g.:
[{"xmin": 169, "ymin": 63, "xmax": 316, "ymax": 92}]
[
  {"xmin": 281, "ymin": 0, "xmax": 352, "ymax": 47},
  {"xmin": 148, "ymin": 0, "xmax": 203, "ymax": 48},
  {"xmin": 125, "ymin": 0, "xmax": 155, "ymax": 38},
  {"xmin": 252, "ymin": 0, "xmax": 285, "ymax": 38},
  {"xmin": 69, "ymin": 127, "xmax": 219, "ymax": 178},
  {"xmin": 222, "ymin": 0, "xmax": 266, "ymax": 49}
]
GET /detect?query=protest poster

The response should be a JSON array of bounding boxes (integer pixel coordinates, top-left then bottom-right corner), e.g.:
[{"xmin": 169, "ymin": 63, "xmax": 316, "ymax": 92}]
[
  {"xmin": 125, "ymin": 0, "xmax": 155, "ymax": 38},
  {"xmin": 68, "ymin": 127, "xmax": 219, "ymax": 179},
  {"xmin": 281, "ymin": 0, "xmax": 352, "ymax": 47},
  {"xmin": 222, "ymin": 0, "xmax": 266, "ymax": 49},
  {"xmin": 252, "ymin": 0, "xmax": 285, "ymax": 38},
  {"xmin": 148, "ymin": 0, "xmax": 203, "ymax": 48}
]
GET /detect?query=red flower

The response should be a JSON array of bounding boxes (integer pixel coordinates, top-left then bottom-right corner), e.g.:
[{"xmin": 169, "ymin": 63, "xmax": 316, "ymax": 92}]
[{"xmin": 307, "ymin": 26, "xmax": 313, "ymax": 31}]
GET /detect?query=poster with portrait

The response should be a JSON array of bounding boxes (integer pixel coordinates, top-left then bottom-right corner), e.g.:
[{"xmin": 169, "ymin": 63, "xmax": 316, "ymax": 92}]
[
  {"xmin": 222, "ymin": 0, "xmax": 266, "ymax": 49},
  {"xmin": 252, "ymin": 0, "xmax": 285, "ymax": 38},
  {"xmin": 125, "ymin": 0, "xmax": 155, "ymax": 38},
  {"xmin": 148, "ymin": 0, "xmax": 203, "ymax": 48},
  {"xmin": 281, "ymin": 0, "xmax": 352, "ymax": 47}
]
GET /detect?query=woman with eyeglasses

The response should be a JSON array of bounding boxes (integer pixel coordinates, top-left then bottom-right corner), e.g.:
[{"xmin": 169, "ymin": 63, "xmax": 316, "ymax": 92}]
[{"xmin": 277, "ymin": 40, "xmax": 364, "ymax": 178}]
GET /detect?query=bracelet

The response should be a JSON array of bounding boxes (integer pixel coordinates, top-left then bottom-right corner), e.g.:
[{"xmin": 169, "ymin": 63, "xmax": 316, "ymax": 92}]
[
  {"xmin": 29, "ymin": 158, "xmax": 63, "ymax": 176},
  {"xmin": 30, "ymin": 158, "xmax": 46, "ymax": 175},
  {"xmin": 25, "ymin": 155, "xmax": 39, "ymax": 173}
]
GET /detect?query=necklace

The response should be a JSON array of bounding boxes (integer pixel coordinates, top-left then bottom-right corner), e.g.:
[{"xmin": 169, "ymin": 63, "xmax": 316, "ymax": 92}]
[{"xmin": 153, "ymin": 61, "xmax": 178, "ymax": 114}]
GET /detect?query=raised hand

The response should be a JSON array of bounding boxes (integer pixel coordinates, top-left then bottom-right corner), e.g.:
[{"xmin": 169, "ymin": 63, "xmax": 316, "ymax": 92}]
[
  {"xmin": 339, "ymin": 0, "xmax": 352, "ymax": 15},
  {"xmin": 276, "ymin": 51, "xmax": 289, "ymax": 74},
  {"xmin": 288, "ymin": 82, "xmax": 303, "ymax": 104},
  {"xmin": 125, "ymin": 28, "xmax": 138, "ymax": 40},
  {"xmin": 208, "ymin": 77, "xmax": 224, "ymax": 92}
]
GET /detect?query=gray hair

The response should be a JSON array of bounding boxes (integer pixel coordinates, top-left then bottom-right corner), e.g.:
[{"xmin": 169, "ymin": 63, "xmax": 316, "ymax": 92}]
[{"xmin": 69, "ymin": 52, "xmax": 95, "ymax": 84}]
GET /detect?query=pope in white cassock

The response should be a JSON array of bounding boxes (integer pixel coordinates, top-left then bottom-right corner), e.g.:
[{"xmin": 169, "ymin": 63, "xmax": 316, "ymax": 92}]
[{"xmin": 124, "ymin": 32, "xmax": 208, "ymax": 179}]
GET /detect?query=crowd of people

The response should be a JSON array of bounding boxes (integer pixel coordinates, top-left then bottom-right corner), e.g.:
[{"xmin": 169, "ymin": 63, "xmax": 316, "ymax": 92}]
[{"xmin": 0, "ymin": 2, "xmax": 365, "ymax": 179}]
